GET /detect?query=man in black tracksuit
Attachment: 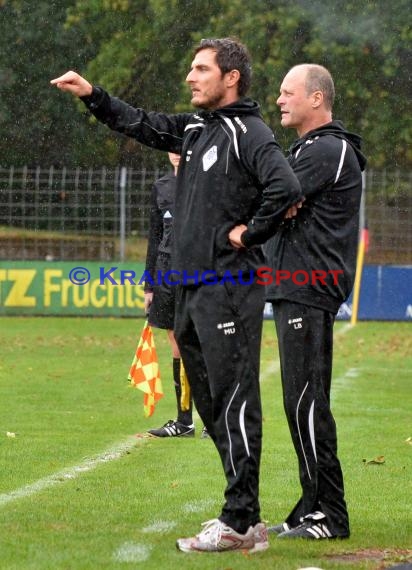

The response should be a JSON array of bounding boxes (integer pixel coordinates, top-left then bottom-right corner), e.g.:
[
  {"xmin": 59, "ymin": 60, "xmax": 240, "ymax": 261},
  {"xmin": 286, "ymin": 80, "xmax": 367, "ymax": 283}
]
[
  {"xmin": 51, "ymin": 38, "xmax": 302, "ymax": 553},
  {"xmin": 265, "ymin": 64, "xmax": 367, "ymax": 540}
]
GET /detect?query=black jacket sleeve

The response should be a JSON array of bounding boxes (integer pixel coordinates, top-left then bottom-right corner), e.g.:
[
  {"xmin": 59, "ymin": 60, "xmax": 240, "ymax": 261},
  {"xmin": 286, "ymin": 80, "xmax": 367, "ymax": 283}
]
[
  {"xmin": 144, "ymin": 184, "xmax": 163, "ymax": 292},
  {"xmin": 239, "ymin": 121, "xmax": 302, "ymax": 247},
  {"xmin": 80, "ymin": 87, "xmax": 189, "ymax": 154},
  {"xmin": 291, "ymin": 136, "xmax": 346, "ymax": 198}
]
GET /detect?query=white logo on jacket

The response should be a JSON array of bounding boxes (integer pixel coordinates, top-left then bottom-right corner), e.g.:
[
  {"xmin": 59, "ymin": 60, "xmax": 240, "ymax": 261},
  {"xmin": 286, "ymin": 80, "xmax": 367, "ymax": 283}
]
[
  {"xmin": 288, "ymin": 317, "xmax": 303, "ymax": 330},
  {"xmin": 234, "ymin": 116, "xmax": 247, "ymax": 133},
  {"xmin": 202, "ymin": 146, "xmax": 218, "ymax": 171},
  {"xmin": 217, "ymin": 321, "xmax": 236, "ymax": 335}
]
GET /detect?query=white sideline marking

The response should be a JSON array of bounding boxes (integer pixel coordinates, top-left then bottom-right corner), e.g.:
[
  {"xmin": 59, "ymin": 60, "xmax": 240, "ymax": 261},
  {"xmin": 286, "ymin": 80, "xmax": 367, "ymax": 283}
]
[
  {"xmin": 182, "ymin": 498, "xmax": 218, "ymax": 514},
  {"xmin": 335, "ymin": 323, "xmax": 353, "ymax": 336},
  {"xmin": 0, "ymin": 436, "xmax": 138, "ymax": 508},
  {"xmin": 260, "ymin": 359, "xmax": 280, "ymax": 382},
  {"xmin": 334, "ymin": 367, "xmax": 360, "ymax": 382},
  {"xmin": 363, "ymin": 366, "xmax": 412, "ymax": 374},
  {"xmin": 113, "ymin": 542, "xmax": 152, "ymax": 563},
  {"xmin": 332, "ymin": 366, "xmax": 363, "ymax": 404},
  {"xmin": 142, "ymin": 520, "xmax": 177, "ymax": 533}
]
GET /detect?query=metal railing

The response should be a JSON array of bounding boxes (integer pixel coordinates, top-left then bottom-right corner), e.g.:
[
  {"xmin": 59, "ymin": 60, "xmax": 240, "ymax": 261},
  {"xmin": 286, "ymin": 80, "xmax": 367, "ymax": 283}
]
[{"xmin": 0, "ymin": 166, "xmax": 410, "ymax": 264}]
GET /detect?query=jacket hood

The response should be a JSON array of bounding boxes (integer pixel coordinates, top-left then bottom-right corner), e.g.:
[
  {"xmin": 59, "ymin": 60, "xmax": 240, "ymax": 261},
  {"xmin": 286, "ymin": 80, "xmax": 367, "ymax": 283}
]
[
  {"xmin": 197, "ymin": 97, "xmax": 262, "ymax": 120},
  {"xmin": 290, "ymin": 120, "xmax": 367, "ymax": 171}
]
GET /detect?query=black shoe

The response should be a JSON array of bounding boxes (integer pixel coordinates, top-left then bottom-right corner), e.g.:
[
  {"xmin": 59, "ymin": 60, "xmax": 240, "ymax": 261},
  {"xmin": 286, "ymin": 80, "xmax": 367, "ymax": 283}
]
[
  {"xmin": 147, "ymin": 419, "xmax": 195, "ymax": 438},
  {"xmin": 278, "ymin": 511, "xmax": 346, "ymax": 540},
  {"xmin": 267, "ymin": 522, "xmax": 292, "ymax": 534}
]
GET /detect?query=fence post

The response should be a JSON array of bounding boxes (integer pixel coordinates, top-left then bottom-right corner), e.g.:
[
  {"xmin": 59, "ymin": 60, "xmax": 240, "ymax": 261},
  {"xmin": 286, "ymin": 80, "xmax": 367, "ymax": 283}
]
[{"xmin": 119, "ymin": 166, "xmax": 127, "ymax": 262}]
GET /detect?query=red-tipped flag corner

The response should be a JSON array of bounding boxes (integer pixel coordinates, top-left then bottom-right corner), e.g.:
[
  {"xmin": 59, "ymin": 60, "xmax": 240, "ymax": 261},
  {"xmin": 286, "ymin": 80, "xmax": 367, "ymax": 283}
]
[{"xmin": 128, "ymin": 320, "xmax": 163, "ymax": 417}]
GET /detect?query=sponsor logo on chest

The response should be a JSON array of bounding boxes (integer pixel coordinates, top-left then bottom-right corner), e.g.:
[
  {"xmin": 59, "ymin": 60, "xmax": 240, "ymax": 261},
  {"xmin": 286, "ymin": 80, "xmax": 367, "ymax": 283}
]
[{"xmin": 202, "ymin": 145, "xmax": 218, "ymax": 171}]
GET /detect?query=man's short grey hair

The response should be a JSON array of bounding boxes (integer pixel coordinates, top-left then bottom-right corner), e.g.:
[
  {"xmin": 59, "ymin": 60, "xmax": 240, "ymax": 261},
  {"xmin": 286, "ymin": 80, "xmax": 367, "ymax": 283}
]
[{"xmin": 294, "ymin": 64, "xmax": 335, "ymax": 110}]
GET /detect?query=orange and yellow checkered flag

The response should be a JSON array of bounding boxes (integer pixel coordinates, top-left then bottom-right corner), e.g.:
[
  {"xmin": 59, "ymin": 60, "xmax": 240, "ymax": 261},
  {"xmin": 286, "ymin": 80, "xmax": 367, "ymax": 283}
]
[{"xmin": 128, "ymin": 320, "xmax": 163, "ymax": 417}]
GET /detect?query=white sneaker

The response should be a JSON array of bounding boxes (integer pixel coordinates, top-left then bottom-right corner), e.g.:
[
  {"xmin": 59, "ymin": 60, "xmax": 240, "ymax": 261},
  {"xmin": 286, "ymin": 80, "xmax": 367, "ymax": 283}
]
[{"xmin": 176, "ymin": 518, "xmax": 269, "ymax": 553}]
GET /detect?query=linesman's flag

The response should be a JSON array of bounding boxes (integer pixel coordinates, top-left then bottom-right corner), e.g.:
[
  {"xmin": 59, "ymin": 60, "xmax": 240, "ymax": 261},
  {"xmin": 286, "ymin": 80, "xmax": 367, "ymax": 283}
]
[{"xmin": 128, "ymin": 320, "xmax": 163, "ymax": 417}]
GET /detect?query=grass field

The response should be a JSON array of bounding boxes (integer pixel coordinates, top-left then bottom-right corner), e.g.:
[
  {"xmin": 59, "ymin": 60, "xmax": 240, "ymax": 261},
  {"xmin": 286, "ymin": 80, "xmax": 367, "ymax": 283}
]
[{"xmin": 0, "ymin": 318, "xmax": 411, "ymax": 570}]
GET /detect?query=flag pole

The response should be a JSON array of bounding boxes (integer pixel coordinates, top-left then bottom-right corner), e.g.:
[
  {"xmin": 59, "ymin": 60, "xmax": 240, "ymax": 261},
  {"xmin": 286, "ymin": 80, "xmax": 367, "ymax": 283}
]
[{"xmin": 351, "ymin": 172, "xmax": 366, "ymax": 326}]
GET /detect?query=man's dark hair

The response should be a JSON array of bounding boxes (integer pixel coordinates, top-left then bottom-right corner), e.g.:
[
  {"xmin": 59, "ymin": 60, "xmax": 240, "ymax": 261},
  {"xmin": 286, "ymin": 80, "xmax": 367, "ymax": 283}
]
[{"xmin": 194, "ymin": 38, "xmax": 252, "ymax": 97}]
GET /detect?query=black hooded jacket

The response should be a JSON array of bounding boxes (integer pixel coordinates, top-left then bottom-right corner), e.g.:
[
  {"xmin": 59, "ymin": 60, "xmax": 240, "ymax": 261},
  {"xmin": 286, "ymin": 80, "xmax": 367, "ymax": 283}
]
[
  {"xmin": 81, "ymin": 88, "xmax": 302, "ymax": 279},
  {"xmin": 264, "ymin": 120, "xmax": 367, "ymax": 313},
  {"xmin": 144, "ymin": 172, "xmax": 176, "ymax": 292}
]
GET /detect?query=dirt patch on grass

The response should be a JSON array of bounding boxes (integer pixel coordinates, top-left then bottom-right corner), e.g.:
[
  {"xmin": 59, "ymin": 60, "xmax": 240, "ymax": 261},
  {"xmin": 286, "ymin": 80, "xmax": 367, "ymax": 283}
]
[
  {"xmin": 374, "ymin": 335, "xmax": 412, "ymax": 358},
  {"xmin": 326, "ymin": 548, "xmax": 412, "ymax": 568}
]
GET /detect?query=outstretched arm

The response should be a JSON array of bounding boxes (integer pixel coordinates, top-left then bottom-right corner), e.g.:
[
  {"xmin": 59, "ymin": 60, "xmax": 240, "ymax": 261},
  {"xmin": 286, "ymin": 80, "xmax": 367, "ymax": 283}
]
[
  {"xmin": 50, "ymin": 71, "xmax": 93, "ymax": 98},
  {"xmin": 51, "ymin": 72, "xmax": 186, "ymax": 153}
]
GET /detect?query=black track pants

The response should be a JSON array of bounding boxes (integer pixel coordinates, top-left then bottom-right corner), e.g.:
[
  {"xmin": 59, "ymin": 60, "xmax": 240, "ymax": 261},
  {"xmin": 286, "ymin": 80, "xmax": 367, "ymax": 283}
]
[
  {"xmin": 272, "ymin": 300, "xmax": 350, "ymax": 537},
  {"xmin": 174, "ymin": 280, "xmax": 265, "ymax": 534}
]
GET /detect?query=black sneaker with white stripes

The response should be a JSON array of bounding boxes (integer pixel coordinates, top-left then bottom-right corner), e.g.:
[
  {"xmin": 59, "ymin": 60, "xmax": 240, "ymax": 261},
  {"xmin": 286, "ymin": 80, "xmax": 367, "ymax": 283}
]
[
  {"xmin": 147, "ymin": 419, "xmax": 195, "ymax": 438},
  {"xmin": 277, "ymin": 511, "xmax": 347, "ymax": 540},
  {"xmin": 267, "ymin": 522, "xmax": 292, "ymax": 534}
]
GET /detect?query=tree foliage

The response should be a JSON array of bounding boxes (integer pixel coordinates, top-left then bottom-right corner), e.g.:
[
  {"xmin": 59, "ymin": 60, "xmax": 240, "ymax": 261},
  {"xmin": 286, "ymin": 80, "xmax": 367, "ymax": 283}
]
[
  {"xmin": 0, "ymin": 0, "xmax": 410, "ymax": 168},
  {"xmin": 0, "ymin": 0, "xmax": 108, "ymax": 166}
]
